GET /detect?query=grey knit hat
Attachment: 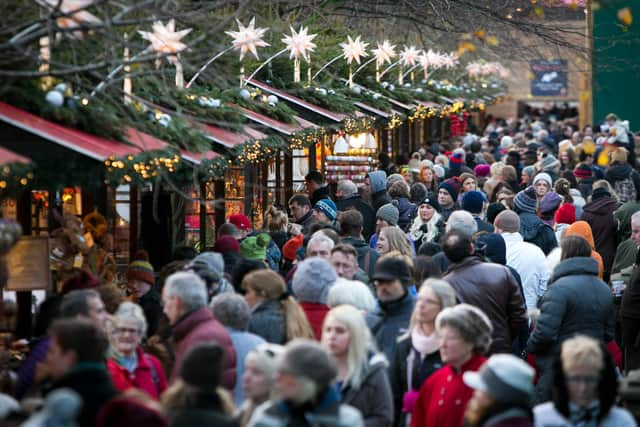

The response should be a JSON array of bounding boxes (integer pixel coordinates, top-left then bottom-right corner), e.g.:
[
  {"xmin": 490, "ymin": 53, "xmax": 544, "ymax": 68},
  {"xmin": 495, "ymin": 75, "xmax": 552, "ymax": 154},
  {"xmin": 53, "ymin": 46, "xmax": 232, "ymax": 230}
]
[
  {"xmin": 292, "ymin": 257, "xmax": 337, "ymax": 304},
  {"xmin": 513, "ymin": 186, "xmax": 537, "ymax": 214},
  {"xmin": 376, "ymin": 202, "xmax": 399, "ymax": 226},
  {"xmin": 278, "ymin": 339, "xmax": 337, "ymax": 389},
  {"xmin": 463, "ymin": 354, "xmax": 535, "ymax": 405}
]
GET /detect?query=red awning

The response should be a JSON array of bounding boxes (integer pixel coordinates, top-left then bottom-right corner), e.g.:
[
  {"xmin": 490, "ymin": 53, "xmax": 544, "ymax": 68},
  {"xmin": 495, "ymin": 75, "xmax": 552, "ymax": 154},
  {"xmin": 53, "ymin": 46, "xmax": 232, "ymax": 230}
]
[
  {"xmin": 232, "ymin": 104, "xmax": 317, "ymax": 136},
  {"xmin": 202, "ymin": 124, "xmax": 268, "ymax": 149},
  {"xmin": 0, "ymin": 146, "xmax": 31, "ymax": 165},
  {"xmin": 245, "ymin": 79, "xmax": 346, "ymax": 122},
  {"xmin": 0, "ymin": 102, "xmax": 172, "ymax": 161}
]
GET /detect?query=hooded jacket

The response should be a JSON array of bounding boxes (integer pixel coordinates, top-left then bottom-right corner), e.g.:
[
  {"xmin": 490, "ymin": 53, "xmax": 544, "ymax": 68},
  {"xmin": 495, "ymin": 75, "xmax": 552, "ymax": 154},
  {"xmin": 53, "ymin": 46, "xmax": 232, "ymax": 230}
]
[
  {"xmin": 392, "ymin": 196, "xmax": 417, "ymax": 232},
  {"xmin": 527, "ymin": 257, "xmax": 615, "ymax": 356},
  {"xmin": 518, "ymin": 212, "xmax": 558, "ymax": 255},
  {"xmin": 563, "ymin": 221, "xmax": 604, "ymax": 279},
  {"xmin": 605, "ymin": 162, "xmax": 640, "ymax": 202},
  {"xmin": 368, "ymin": 171, "xmax": 392, "ymax": 212},
  {"xmin": 341, "ymin": 353, "xmax": 394, "ymax": 427},
  {"xmin": 581, "ymin": 196, "xmax": 620, "ymax": 276}
]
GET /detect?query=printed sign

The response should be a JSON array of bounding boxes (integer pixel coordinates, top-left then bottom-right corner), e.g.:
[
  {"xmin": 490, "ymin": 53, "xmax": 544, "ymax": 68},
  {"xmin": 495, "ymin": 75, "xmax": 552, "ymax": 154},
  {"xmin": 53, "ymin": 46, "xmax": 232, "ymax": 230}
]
[{"xmin": 530, "ymin": 60, "xmax": 568, "ymax": 97}]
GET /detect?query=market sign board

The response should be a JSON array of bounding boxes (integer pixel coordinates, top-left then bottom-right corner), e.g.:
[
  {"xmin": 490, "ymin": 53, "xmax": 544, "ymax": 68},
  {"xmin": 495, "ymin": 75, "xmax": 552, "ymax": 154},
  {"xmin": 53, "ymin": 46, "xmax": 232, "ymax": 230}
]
[
  {"xmin": 6, "ymin": 236, "xmax": 50, "ymax": 291},
  {"xmin": 530, "ymin": 59, "xmax": 568, "ymax": 97}
]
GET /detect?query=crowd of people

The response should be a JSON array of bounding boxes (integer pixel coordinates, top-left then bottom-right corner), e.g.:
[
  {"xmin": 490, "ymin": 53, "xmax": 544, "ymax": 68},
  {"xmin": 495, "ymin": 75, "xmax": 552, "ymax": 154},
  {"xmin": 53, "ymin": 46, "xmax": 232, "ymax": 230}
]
[{"xmin": 1, "ymin": 112, "xmax": 640, "ymax": 427}]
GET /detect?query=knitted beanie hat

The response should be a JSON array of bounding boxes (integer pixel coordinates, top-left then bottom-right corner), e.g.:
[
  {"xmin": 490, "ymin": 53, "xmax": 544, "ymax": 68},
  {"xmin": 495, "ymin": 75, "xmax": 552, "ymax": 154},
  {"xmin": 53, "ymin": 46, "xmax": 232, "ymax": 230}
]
[
  {"xmin": 292, "ymin": 257, "xmax": 338, "ymax": 304},
  {"xmin": 420, "ymin": 193, "xmax": 440, "ymax": 213},
  {"xmin": 573, "ymin": 163, "xmax": 593, "ymax": 178},
  {"xmin": 126, "ymin": 250, "xmax": 155, "ymax": 286},
  {"xmin": 212, "ymin": 235, "xmax": 240, "ymax": 254},
  {"xmin": 554, "ymin": 203, "xmax": 576, "ymax": 225},
  {"xmin": 513, "ymin": 186, "xmax": 537, "ymax": 214},
  {"xmin": 486, "ymin": 202, "xmax": 507, "ymax": 224},
  {"xmin": 461, "ymin": 190, "xmax": 486, "ymax": 214},
  {"xmin": 540, "ymin": 155, "xmax": 560, "ymax": 173},
  {"xmin": 314, "ymin": 199, "xmax": 337, "ymax": 222},
  {"xmin": 283, "ymin": 234, "xmax": 304, "ymax": 262},
  {"xmin": 240, "ymin": 233, "xmax": 271, "ymax": 260},
  {"xmin": 188, "ymin": 252, "xmax": 225, "ymax": 284},
  {"xmin": 533, "ymin": 172, "xmax": 553, "ymax": 189},
  {"xmin": 522, "ymin": 165, "xmax": 536, "ymax": 181},
  {"xmin": 539, "ymin": 191, "xmax": 562, "ymax": 215},
  {"xmin": 449, "ymin": 151, "xmax": 464, "ymax": 165},
  {"xmin": 278, "ymin": 339, "xmax": 337, "ymax": 389},
  {"xmin": 229, "ymin": 214, "xmax": 251, "ymax": 231},
  {"xmin": 376, "ymin": 202, "xmax": 399, "ymax": 226},
  {"xmin": 439, "ymin": 177, "xmax": 461, "ymax": 201},
  {"xmin": 474, "ymin": 164, "xmax": 491, "ymax": 178},
  {"xmin": 180, "ymin": 343, "xmax": 224, "ymax": 390}
]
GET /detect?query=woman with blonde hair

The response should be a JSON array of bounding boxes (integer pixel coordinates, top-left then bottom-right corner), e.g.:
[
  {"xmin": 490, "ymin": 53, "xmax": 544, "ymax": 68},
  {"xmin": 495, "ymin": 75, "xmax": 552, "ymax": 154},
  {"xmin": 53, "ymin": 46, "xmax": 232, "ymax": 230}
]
[
  {"xmin": 390, "ymin": 279, "xmax": 457, "ymax": 427},
  {"xmin": 377, "ymin": 226, "xmax": 413, "ymax": 258},
  {"xmin": 264, "ymin": 206, "xmax": 289, "ymax": 252},
  {"xmin": 322, "ymin": 304, "xmax": 394, "ymax": 427},
  {"xmin": 243, "ymin": 269, "xmax": 314, "ymax": 344},
  {"xmin": 237, "ymin": 343, "xmax": 284, "ymax": 426}
]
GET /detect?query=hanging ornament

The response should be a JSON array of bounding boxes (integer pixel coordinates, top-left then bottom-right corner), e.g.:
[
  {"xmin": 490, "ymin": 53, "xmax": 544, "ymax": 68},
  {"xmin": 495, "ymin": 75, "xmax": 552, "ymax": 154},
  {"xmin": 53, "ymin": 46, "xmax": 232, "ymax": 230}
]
[
  {"xmin": 333, "ymin": 135, "xmax": 348, "ymax": 154},
  {"xmin": 398, "ymin": 46, "xmax": 420, "ymax": 85},
  {"xmin": 45, "ymin": 90, "xmax": 64, "ymax": 107},
  {"xmin": 36, "ymin": 0, "xmax": 102, "ymax": 37},
  {"xmin": 365, "ymin": 133, "xmax": 377, "ymax": 149},
  {"xmin": 373, "ymin": 40, "xmax": 396, "ymax": 82},
  {"xmin": 340, "ymin": 35, "xmax": 368, "ymax": 87},
  {"xmin": 225, "ymin": 17, "xmax": 269, "ymax": 61},
  {"xmin": 139, "ymin": 19, "xmax": 192, "ymax": 88},
  {"xmin": 282, "ymin": 26, "xmax": 317, "ymax": 83}
]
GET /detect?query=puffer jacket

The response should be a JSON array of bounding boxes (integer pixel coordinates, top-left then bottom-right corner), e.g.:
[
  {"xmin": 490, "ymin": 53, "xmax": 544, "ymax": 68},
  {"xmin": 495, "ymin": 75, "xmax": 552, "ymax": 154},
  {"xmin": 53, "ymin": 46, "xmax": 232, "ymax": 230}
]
[
  {"xmin": 248, "ymin": 299, "xmax": 287, "ymax": 344},
  {"xmin": 171, "ymin": 307, "xmax": 237, "ymax": 390},
  {"xmin": 341, "ymin": 353, "xmax": 394, "ymax": 427},
  {"xmin": 582, "ymin": 196, "xmax": 620, "ymax": 276},
  {"xmin": 519, "ymin": 212, "xmax": 557, "ymax": 255},
  {"xmin": 366, "ymin": 292, "xmax": 415, "ymax": 361},
  {"xmin": 444, "ymin": 257, "xmax": 528, "ymax": 354},
  {"xmin": 393, "ymin": 196, "xmax": 417, "ymax": 232},
  {"xmin": 527, "ymin": 257, "xmax": 615, "ymax": 356}
]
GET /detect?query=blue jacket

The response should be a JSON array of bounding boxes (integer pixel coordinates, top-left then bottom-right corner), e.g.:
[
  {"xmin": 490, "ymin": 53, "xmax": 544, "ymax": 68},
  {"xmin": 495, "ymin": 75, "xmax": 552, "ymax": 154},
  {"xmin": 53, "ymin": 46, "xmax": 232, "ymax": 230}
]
[{"xmin": 519, "ymin": 211, "xmax": 557, "ymax": 255}]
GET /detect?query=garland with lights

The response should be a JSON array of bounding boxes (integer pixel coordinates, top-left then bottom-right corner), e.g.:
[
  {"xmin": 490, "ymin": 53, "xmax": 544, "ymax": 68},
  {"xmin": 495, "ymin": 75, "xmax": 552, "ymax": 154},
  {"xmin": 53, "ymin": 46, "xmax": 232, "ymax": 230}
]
[
  {"xmin": 289, "ymin": 127, "xmax": 327, "ymax": 150},
  {"xmin": 223, "ymin": 88, "xmax": 298, "ymax": 124},
  {"xmin": 200, "ymin": 156, "xmax": 230, "ymax": 180},
  {"xmin": 103, "ymin": 148, "xmax": 185, "ymax": 187},
  {"xmin": 0, "ymin": 161, "xmax": 35, "ymax": 197},
  {"xmin": 231, "ymin": 135, "xmax": 288, "ymax": 165}
]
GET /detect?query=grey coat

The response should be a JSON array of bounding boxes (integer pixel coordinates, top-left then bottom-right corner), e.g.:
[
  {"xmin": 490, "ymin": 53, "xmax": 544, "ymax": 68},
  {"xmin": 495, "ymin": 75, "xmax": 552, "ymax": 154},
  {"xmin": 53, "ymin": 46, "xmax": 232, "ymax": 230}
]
[
  {"xmin": 248, "ymin": 299, "xmax": 286, "ymax": 345},
  {"xmin": 366, "ymin": 292, "xmax": 415, "ymax": 362},
  {"xmin": 527, "ymin": 257, "xmax": 615, "ymax": 356},
  {"xmin": 341, "ymin": 353, "xmax": 394, "ymax": 427}
]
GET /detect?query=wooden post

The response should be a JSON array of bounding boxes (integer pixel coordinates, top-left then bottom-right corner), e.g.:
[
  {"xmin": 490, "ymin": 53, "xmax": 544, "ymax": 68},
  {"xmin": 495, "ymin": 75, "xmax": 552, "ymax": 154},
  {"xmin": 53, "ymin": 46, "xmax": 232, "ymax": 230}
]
[{"xmin": 129, "ymin": 185, "xmax": 138, "ymax": 262}]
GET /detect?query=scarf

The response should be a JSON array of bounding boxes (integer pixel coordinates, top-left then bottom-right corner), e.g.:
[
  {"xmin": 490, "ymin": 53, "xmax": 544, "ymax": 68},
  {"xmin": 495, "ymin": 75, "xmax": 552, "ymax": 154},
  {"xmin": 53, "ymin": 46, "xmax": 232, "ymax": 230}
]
[
  {"xmin": 569, "ymin": 401, "xmax": 600, "ymax": 427},
  {"xmin": 411, "ymin": 328, "xmax": 439, "ymax": 357}
]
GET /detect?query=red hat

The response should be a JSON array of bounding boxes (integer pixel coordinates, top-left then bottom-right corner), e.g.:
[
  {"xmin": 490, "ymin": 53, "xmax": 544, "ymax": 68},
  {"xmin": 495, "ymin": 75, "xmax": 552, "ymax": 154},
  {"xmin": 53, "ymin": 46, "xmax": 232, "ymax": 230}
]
[
  {"xmin": 228, "ymin": 214, "xmax": 251, "ymax": 231},
  {"xmin": 283, "ymin": 234, "xmax": 304, "ymax": 261},
  {"xmin": 213, "ymin": 235, "xmax": 240, "ymax": 254},
  {"xmin": 554, "ymin": 203, "xmax": 576, "ymax": 225}
]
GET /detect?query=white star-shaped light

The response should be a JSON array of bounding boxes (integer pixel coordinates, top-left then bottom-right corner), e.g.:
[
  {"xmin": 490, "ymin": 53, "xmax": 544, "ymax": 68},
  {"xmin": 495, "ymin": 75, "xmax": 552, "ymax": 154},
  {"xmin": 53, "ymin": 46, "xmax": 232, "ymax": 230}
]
[
  {"xmin": 225, "ymin": 17, "xmax": 270, "ymax": 61},
  {"xmin": 399, "ymin": 46, "xmax": 421, "ymax": 67},
  {"xmin": 139, "ymin": 19, "xmax": 192, "ymax": 56},
  {"xmin": 373, "ymin": 40, "xmax": 396, "ymax": 66},
  {"xmin": 466, "ymin": 61, "xmax": 483, "ymax": 77},
  {"xmin": 37, "ymin": 0, "xmax": 101, "ymax": 35},
  {"xmin": 282, "ymin": 26, "xmax": 317, "ymax": 62},
  {"xmin": 340, "ymin": 35, "xmax": 369, "ymax": 65},
  {"xmin": 442, "ymin": 52, "xmax": 459, "ymax": 69}
]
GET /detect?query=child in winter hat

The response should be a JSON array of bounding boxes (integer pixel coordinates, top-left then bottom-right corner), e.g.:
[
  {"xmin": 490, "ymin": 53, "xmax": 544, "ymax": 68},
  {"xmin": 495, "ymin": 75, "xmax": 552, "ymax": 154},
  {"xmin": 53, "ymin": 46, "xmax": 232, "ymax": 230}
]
[{"xmin": 240, "ymin": 233, "xmax": 271, "ymax": 261}]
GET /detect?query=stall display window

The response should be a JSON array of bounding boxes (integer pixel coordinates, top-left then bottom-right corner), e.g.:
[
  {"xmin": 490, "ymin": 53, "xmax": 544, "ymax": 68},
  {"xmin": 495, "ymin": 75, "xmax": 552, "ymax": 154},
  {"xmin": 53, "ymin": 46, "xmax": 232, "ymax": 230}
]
[
  {"xmin": 225, "ymin": 167, "xmax": 245, "ymax": 218},
  {"xmin": 184, "ymin": 183, "xmax": 216, "ymax": 250},
  {"xmin": 324, "ymin": 132, "xmax": 378, "ymax": 184}
]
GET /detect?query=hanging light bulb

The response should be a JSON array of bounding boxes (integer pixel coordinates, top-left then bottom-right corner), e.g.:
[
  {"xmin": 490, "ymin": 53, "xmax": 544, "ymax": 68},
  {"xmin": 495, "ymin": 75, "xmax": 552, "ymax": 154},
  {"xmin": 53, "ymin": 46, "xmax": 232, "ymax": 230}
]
[
  {"xmin": 365, "ymin": 133, "xmax": 377, "ymax": 149},
  {"xmin": 333, "ymin": 135, "xmax": 348, "ymax": 154},
  {"xmin": 349, "ymin": 133, "xmax": 365, "ymax": 149}
]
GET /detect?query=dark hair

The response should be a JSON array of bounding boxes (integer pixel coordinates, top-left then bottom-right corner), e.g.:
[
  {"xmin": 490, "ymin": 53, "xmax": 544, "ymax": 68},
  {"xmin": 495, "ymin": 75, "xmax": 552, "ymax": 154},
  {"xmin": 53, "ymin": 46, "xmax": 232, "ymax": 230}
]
[
  {"xmin": 172, "ymin": 245, "xmax": 197, "ymax": 261},
  {"xmin": 230, "ymin": 259, "xmax": 267, "ymax": 293},
  {"xmin": 331, "ymin": 243, "xmax": 358, "ymax": 259},
  {"xmin": 413, "ymin": 256, "xmax": 442, "ymax": 286},
  {"xmin": 418, "ymin": 241, "xmax": 442, "ymax": 257},
  {"xmin": 217, "ymin": 223, "xmax": 239, "ymax": 238},
  {"xmin": 49, "ymin": 318, "xmax": 109, "ymax": 363},
  {"xmin": 554, "ymin": 178, "xmax": 574, "ymax": 204},
  {"xmin": 338, "ymin": 209, "xmax": 363, "ymax": 237},
  {"xmin": 550, "ymin": 342, "xmax": 617, "ymax": 422},
  {"xmin": 490, "ymin": 182, "xmax": 514, "ymax": 204},
  {"xmin": 560, "ymin": 235, "xmax": 592, "ymax": 260},
  {"xmin": 288, "ymin": 194, "xmax": 311, "ymax": 208},
  {"xmin": 60, "ymin": 289, "xmax": 100, "ymax": 318},
  {"xmin": 442, "ymin": 230, "xmax": 473, "ymax": 263},
  {"xmin": 305, "ymin": 170, "xmax": 324, "ymax": 185},
  {"xmin": 410, "ymin": 183, "xmax": 428, "ymax": 205},
  {"xmin": 389, "ymin": 181, "xmax": 410, "ymax": 198}
]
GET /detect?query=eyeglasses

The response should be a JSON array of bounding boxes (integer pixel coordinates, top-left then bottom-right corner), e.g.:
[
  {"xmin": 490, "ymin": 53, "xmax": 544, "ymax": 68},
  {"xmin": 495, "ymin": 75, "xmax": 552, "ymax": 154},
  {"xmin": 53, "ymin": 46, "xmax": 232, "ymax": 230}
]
[
  {"xmin": 113, "ymin": 327, "xmax": 140, "ymax": 336},
  {"xmin": 565, "ymin": 375, "xmax": 599, "ymax": 385}
]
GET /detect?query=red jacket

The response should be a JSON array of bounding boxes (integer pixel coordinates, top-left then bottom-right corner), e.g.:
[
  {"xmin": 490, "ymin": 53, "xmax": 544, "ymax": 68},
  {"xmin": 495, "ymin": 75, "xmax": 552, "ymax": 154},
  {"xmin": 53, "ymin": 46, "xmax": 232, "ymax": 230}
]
[
  {"xmin": 171, "ymin": 307, "xmax": 237, "ymax": 390},
  {"xmin": 411, "ymin": 354, "xmax": 487, "ymax": 427},
  {"xmin": 106, "ymin": 347, "xmax": 167, "ymax": 399},
  {"xmin": 299, "ymin": 302, "xmax": 329, "ymax": 340}
]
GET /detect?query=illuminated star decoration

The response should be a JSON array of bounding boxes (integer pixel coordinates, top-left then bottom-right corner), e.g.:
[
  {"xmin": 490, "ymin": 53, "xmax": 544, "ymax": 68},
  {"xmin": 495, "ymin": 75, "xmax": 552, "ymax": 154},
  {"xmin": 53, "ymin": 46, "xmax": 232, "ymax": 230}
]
[
  {"xmin": 282, "ymin": 26, "xmax": 317, "ymax": 62},
  {"xmin": 399, "ymin": 46, "xmax": 421, "ymax": 67},
  {"xmin": 340, "ymin": 35, "xmax": 369, "ymax": 65},
  {"xmin": 441, "ymin": 52, "xmax": 459, "ymax": 69},
  {"xmin": 373, "ymin": 40, "xmax": 396, "ymax": 66},
  {"xmin": 225, "ymin": 17, "xmax": 269, "ymax": 61},
  {"xmin": 139, "ymin": 19, "xmax": 192, "ymax": 59},
  {"xmin": 37, "ymin": 0, "xmax": 101, "ymax": 37}
]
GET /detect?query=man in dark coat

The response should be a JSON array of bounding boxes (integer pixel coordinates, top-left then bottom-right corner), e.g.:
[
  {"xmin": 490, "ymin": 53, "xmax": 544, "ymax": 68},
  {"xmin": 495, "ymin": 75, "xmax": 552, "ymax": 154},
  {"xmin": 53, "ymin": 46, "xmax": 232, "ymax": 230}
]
[
  {"xmin": 305, "ymin": 170, "xmax": 332, "ymax": 206},
  {"xmin": 338, "ymin": 209, "xmax": 379, "ymax": 279},
  {"xmin": 442, "ymin": 230, "xmax": 528, "ymax": 355},
  {"xmin": 162, "ymin": 271, "xmax": 237, "ymax": 390},
  {"xmin": 582, "ymin": 185, "xmax": 621, "ymax": 280},
  {"xmin": 366, "ymin": 256, "xmax": 415, "ymax": 361},
  {"xmin": 365, "ymin": 170, "xmax": 392, "ymax": 212},
  {"xmin": 335, "ymin": 179, "xmax": 376, "ymax": 240},
  {"xmin": 46, "ymin": 318, "xmax": 118, "ymax": 427},
  {"xmin": 288, "ymin": 194, "xmax": 315, "ymax": 235}
]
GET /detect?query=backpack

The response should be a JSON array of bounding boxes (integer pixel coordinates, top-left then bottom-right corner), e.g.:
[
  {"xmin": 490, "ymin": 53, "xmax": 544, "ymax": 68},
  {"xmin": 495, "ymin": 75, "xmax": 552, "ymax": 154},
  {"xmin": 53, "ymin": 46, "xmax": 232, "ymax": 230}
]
[{"xmin": 614, "ymin": 172, "xmax": 637, "ymax": 204}]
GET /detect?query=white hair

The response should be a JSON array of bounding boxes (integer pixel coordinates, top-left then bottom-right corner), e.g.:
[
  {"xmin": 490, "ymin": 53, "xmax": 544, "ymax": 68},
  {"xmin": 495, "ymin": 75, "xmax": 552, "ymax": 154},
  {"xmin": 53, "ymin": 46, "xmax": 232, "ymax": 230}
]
[
  {"xmin": 113, "ymin": 301, "xmax": 148, "ymax": 337},
  {"xmin": 322, "ymin": 305, "xmax": 379, "ymax": 389},
  {"xmin": 446, "ymin": 210, "xmax": 478, "ymax": 239},
  {"xmin": 327, "ymin": 279, "xmax": 376, "ymax": 312},
  {"xmin": 308, "ymin": 233, "xmax": 335, "ymax": 251},
  {"xmin": 337, "ymin": 180, "xmax": 358, "ymax": 198},
  {"xmin": 164, "ymin": 271, "xmax": 207, "ymax": 313},
  {"xmin": 631, "ymin": 211, "xmax": 640, "ymax": 226}
]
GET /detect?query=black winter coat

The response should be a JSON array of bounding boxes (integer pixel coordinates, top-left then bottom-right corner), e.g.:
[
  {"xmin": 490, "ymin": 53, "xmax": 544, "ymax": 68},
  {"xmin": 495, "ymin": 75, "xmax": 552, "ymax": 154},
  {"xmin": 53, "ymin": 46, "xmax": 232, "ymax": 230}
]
[
  {"xmin": 582, "ymin": 196, "xmax": 620, "ymax": 275},
  {"xmin": 527, "ymin": 257, "xmax": 615, "ymax": 356},
  {"xmin": 310, "ymin": 185, "xmax": 333, "ymax": 207},
  {"xmin": 336, "ymin": 195, "xmax": 376, "ymax": 240},
  {"xmin": 366, "ymin": 293, "xmax": 415, "ymax": 362},
  {"xmin": 393, "ymin": 197, "xmax": 417, "ymax": 232},
  {"xmin": 518, "ymin": 212, "xmax": 557, "ymax": 255}
]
